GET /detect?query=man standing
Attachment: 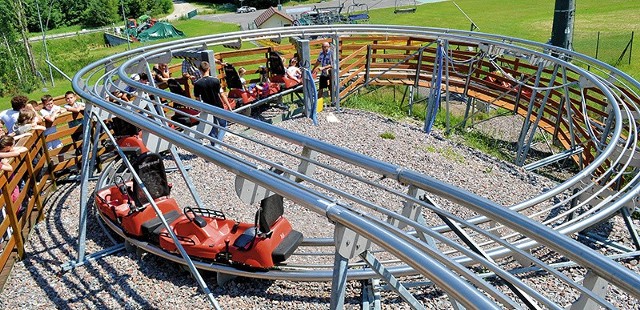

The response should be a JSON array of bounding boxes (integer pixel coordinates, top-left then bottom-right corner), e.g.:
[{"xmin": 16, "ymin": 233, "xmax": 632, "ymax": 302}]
[
  {"xmin": 193, "ymin": 61, "xmax": 231, "ymax": 143},
  {"xmin": 312, "ymin": 42, "xmax": 333, "ymax": 99}
]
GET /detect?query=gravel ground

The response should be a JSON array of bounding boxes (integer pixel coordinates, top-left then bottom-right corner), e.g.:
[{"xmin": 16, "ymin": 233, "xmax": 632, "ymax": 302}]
[{"xmin": 1, "ymin": 108, "xmax": 638, "ymax": 309}]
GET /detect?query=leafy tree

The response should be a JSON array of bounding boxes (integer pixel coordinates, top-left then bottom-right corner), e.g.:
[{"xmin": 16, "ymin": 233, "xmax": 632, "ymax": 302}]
[
  {"xmin": 58, "ymin": 0, "xmax": 87, "ymax": 26},
  {"xmin": 153, "ymin": 0, "xmax": 173, "ymax": 16},
  {"xmin": 0, "ymin": 0, "xmax": 38, "ymax": 96},
  {"xmin": 81, "ymin": 0, "xmax": 119, "ymax": 28},
  {"xmin": 23, "ymin": 0, "xmax": 65, "ymax": 32},
  {"xmin": 121, "ymin": 0, "xmax": 172, "ymax": 19}
]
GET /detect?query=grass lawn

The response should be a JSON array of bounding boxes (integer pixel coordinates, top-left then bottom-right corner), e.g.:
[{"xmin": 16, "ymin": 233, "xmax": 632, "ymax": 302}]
[
  {"xmin": 3, "ymin": 19, "xmax": 240, "ymax": 108},
  {"xmin": 2, "ymin": 0, "xmax": 639, "ymax": 108},
  {"xmin": 368, "ymin": 0, "xmax": 640, "ymax": 78}
]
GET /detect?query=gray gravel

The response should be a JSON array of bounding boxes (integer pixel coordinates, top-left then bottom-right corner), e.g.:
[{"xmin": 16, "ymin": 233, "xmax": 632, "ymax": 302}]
[{"xmin": 0, "ymin": 108, "xmax": 638, "ymax": 309}]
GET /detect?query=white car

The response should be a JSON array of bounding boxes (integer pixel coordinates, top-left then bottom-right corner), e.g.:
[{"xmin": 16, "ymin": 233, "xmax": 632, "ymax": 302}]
[{"xmin": 236, "ymin": 6, "xmax": 257, "ymax": 13}]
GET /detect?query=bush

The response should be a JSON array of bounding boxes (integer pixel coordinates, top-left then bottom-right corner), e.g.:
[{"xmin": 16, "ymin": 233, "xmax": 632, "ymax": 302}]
[
  {"xmin": 380, "ymin": 131, "xmax": 396, "ymax": 139},
  {"xmin": 82, "ymin": 0, "xmax": 119, "ymax": 28}
]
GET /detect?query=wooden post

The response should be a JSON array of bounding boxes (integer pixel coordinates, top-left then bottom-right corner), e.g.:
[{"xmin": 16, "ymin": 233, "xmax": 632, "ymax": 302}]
[{"xmin": 1, "ymin": 169, "xmax": 24, "ymax": 259}]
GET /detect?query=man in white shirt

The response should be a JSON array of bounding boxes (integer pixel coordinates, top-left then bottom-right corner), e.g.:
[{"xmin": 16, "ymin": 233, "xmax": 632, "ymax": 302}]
[
  {"xmin": 39, "ymin": 94, "xmax": 63, "ymax": 149},
  {"xmin": 0, "ymin": 95, "xmax": 28, "ymax": 134}
]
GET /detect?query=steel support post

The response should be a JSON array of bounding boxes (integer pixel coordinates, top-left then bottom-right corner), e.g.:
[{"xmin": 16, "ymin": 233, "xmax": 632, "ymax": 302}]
[
  {"xmin": 515, "ymin": 62, "xmax": 546, "ymax": 166},
  {"xmin": 295, "ymin": 146, "xmax": 318, "ymax": 183},
  {"xmin": 517, "ymin": 64, "xmax": 560, "ymax": 166},
  {"xmin": 330, "ymin": 246, "xmax": 350, "ymax": 310},
  {"xmin": 331, "ymin": 34, "xmax": 341, "ymax": 110},
  {"xmin": 560, "ymin": 66, "xmax": 581, "ymax": 168},
  {"xmin": 620, "ymin": 206, "xmax": 640, "ymax": 250},
  {"xmin": 460, "ymin": 61, "xmax": 476, "ymax": 131},
  {"xmin": 76, "ymin": 104, "xmax": 99, "ymax": 264},
  {"xmin": 360, "ymin": 251, "xmax": 425, "ymax": 310},
  {"xmin": 388, "ymin": 185, "xmax": 430, "ymax": 243},
  {"xmin": 290, "ymin": 37, "xmax": 313, "ymax": 118},
  {"xmin": 410, "ymin": 48, "xmax": 424, "ymax": 116},
  {"xmin": 552, "ymin": 96, "xmax": 565, "ymax": 145},
  {"xmin": 569, "ymin": 270, "xmax": 608, "ymax": 310},
  {"xmin": 332, "ymin": 224, "xmax": 371, "ymax": 309},
  {"xmin": 443, "ymin": 40, "xmax": 451, "ymax": 133},
  {"xmin": 600, "ymin": 102, "xmax": 616, "ymax": 151},
  {"xmin": 361, "ymin": 279, "xmax": 381, "ymax": 310}
]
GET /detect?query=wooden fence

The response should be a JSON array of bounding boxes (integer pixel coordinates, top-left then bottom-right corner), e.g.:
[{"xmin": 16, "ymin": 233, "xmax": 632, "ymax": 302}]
[
  {"xmin": 0, "ymin": 96, "xmax": 90, "ymax": 289},
  {"xmin": 2, "ymin": 35, "xmax": 635, "ymax": 290}
]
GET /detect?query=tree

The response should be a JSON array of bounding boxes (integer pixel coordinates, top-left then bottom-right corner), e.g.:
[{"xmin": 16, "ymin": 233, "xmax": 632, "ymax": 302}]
[
  {"xmin": 24, "ymin": 0, "xmax": 64, "ymax": 32},
  {"xmin": 81, "ymin": 0, "xmax": 119, "ymax": 28},
  {"xmin": 0, "ymin": 0, "xmax": 38, "ymax": 96},
  {"xmin": 12, "ymin": 0, "xmax": 38, "ymax": 75},
  {"xmin": 121, "ymin": 0, "xmax": 172, "ymax": 19}
]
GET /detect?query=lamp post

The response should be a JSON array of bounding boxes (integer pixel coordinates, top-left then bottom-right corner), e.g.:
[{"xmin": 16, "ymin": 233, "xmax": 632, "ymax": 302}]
[
  {"xmin": 121, "ymin": 0, "xmax": 130, "ymax": 50},
  {"xmin": 550, "ymin": 0, "xmax": 575, "ymax": 50},
  {"xmin": 35, "ymin": 0, "xmax": 54, "ymax": 87}
]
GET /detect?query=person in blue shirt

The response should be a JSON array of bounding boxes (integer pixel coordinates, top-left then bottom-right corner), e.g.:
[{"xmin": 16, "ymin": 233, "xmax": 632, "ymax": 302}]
[{"xmin": 312, "ymin": 42, "xmax": 333, "ymax": 99}]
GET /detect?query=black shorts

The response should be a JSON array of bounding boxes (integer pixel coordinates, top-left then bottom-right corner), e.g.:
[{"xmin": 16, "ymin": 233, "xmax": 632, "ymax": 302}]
[{"xmin": 319, "ymin": 74, "xmax": 331, "ymax": 89}]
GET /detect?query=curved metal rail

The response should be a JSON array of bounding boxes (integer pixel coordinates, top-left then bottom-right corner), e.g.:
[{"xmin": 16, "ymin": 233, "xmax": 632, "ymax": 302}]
[{"xmin": 73, "ymin": 25, "xmax": 640, "ymax": 308}]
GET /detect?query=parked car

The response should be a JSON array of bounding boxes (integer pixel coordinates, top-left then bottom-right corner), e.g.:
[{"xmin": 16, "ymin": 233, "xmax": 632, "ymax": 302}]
[{"xmin": 236, "ymin": 6, "xmax": 257, "ymax": 13}]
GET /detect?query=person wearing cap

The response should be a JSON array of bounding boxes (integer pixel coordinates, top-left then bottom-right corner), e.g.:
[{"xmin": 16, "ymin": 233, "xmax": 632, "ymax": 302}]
[{"xmin": 312, "ymin": 42, "xmax": 333, "ymax": 98}]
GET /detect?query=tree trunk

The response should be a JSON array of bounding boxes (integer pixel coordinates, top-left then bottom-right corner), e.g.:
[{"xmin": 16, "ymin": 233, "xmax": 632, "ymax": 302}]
[{"xmin": 14, "ymin": 0, "xmax": 38, "ymax": 75}]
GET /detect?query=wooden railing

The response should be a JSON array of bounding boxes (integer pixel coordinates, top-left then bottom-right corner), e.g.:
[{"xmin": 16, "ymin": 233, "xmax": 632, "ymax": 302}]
[
  {"xmin": 2, "ymin": 34, "xmax": 635, "ymax": 290},
  {"xmin": 0, "ymin": 97, "xmax": 105, "ymax": 287}
]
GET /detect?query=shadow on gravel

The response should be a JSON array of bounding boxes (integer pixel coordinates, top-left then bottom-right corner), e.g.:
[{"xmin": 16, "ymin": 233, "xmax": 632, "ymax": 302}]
[
  {"xmin": 19, "ymin": 181, "xmax": 151, "ymax": 308},
  {"xmin": 578, "ymin": 220, "xmax": 615, "ymax": 250}
]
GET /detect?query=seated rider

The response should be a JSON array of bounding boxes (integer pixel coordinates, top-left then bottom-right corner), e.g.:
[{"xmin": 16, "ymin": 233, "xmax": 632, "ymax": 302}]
[
  {"xmin": 286, "ymin": 58, "xmax": 302, "ymax": 83},
  {"xmin": 238, "ymin": 67, "xmax": 248, "ymax": 90}
]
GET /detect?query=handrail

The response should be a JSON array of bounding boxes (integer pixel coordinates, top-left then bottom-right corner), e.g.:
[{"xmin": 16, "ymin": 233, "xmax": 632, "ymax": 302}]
[{"xmin": 67, "ymin": 25, "xmax": 640, "ymax": 307}]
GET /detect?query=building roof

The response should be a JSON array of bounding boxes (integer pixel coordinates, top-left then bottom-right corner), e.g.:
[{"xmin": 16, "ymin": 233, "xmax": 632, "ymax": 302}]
[{"xmin": 254, "ymin": 7, "xmax": 294, "ymax": 28}]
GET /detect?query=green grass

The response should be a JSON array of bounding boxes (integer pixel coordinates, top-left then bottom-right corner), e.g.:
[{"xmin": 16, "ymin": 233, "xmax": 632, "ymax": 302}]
[
  {"xmin": 2, "ymin": 19, "xmax": 241, "ymax": 108},
  {"xmin": 342, "ymin": 85, "xmax": 514, "ymax": 161},
  {"xmin": 380, "ymin": 131, "xmax": 396, "ymax": 139},
  {"xmin": 367, "ymin": 0, "xmax": 640, "ymax": 80},
  {"xmin": 4, "ymin": 0, "xmax": 639, "ymax": 107},
  {"xmin": 29, "ymin": 25, "xmax": 85, "ymax": 38},
  {"xmin": 343, "ymin": 86, "xmax": 416, "ymax": 120}
]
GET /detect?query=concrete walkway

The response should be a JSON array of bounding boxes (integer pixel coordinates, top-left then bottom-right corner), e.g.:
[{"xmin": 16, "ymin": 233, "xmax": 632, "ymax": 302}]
[{"xmin": 196, "ymin": 0, "xmax": 447, "ymax": 29}]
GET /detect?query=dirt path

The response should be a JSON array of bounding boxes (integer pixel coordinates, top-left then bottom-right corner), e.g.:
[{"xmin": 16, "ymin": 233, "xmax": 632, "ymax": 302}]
[{"xmin": 167, "ymin": 0, "xmax": 201, "ymax": 21}]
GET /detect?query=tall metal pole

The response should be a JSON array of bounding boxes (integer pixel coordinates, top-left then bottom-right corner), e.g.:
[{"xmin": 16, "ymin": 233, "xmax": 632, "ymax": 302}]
[
  {"xmin": 36, "ymin": 0, "xmax": 55, "ymax": 87},
  {"xmin": 549, "ymin": 0, "xmax": 576, "ymax": 51},
  {"xmin": 121, "ymin": 0, "xmax": 130, "ymax": 50}
]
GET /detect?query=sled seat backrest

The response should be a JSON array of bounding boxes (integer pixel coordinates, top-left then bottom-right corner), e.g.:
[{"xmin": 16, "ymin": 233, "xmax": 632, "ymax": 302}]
[
  {"xmin": 267, "ymin": 51, "xmax": 287, "ymax": 76},
  {"xmin": 132, "ymin": 152, "xmax": 171, "ymax": 206}
]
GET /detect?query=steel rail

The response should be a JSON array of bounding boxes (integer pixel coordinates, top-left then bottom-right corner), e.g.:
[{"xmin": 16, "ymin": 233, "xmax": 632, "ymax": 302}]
[{"xmin": 73, "ymin": 25, "xmax": 640, "ymax": 307}]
